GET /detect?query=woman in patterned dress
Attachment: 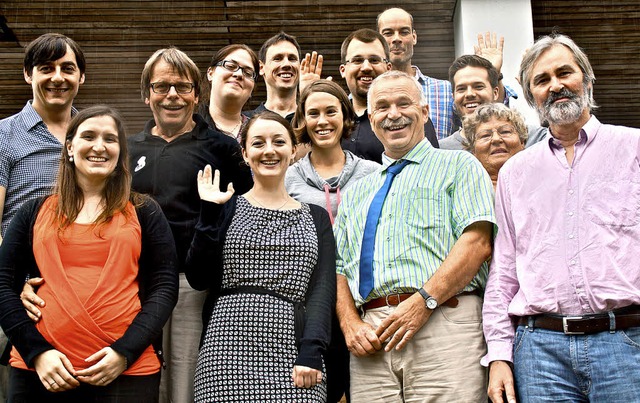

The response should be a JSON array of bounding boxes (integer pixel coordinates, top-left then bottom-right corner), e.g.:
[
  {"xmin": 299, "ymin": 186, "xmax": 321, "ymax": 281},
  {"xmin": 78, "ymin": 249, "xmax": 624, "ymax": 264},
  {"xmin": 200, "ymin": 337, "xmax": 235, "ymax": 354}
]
[{"xmin": 184, "ymin": 110, "xmax": 336, "ymax": 402}]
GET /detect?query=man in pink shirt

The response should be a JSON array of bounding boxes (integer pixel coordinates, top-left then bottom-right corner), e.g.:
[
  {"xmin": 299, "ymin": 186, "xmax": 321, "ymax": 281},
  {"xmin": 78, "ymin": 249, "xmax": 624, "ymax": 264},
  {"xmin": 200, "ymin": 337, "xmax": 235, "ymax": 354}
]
[{"xmin": 483, "ymin": 33, "xmax": 640, "ymax": 403}]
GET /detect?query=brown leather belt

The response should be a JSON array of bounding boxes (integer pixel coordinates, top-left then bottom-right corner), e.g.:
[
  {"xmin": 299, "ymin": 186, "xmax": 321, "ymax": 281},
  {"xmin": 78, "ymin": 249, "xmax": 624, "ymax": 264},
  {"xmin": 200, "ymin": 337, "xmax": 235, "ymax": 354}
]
[
  {"xmin": 361, "ymin": 290, "xmax": 480, "ymax": 313},
  {"xmin": 517, "ymin": 308, "xmax": 640, "ymax": 335}
]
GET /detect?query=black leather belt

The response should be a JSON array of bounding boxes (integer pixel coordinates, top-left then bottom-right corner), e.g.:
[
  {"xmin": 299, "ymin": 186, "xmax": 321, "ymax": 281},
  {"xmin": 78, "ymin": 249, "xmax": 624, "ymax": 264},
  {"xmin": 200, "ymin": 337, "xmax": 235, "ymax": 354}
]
[{"xmin": 517, "ymin": 307, "xmax": 640, "ymax": 335}]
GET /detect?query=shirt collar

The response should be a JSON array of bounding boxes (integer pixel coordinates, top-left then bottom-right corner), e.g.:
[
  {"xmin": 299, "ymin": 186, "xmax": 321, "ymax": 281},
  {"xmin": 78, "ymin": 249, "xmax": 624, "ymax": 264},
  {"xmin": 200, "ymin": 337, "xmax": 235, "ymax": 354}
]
[
  {"xmin": 22, "ymin": 101, "xmax": 77, "ymax": 132},
  {"xmin": 141, "ymin": 114, "xmax": 205, "ymax": 141},
  {"xmin": 548, "ymin": 115, "xmax": 600, "ymax": 150},
  {"xmin": 413, "ymin": 65, "xmax": 427, "ymax": 84},
  {"xmin": 381, "ymin": 138, "xmax": 433, "ymax": 168}
]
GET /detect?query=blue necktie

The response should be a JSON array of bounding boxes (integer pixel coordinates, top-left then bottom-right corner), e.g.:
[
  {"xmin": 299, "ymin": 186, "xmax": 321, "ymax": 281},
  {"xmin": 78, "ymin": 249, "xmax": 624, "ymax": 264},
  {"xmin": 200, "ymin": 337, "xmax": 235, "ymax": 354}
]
[{"xmin": 359, "ymin": 159, "xmax": 410, "ymax": 299}]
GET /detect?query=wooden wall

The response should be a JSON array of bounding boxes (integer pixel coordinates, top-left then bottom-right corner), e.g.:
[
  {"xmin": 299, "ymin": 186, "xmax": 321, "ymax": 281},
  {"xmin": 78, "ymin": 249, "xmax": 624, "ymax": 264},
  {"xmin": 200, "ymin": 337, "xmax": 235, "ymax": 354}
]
[
  {"xmin": 532, "ymin": 0, "xmax": 640, "ymax": 128},
  {"xmin": 0, "ymin": 0, "xmax": 456, "ymax": 133}
]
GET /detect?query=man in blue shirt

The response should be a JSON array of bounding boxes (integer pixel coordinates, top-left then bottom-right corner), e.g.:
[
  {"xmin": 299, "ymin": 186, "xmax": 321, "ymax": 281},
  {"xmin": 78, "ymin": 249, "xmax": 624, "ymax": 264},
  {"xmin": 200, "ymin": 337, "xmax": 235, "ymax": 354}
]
[{"xmin": 0, "ymin": 32, "xmax": 85, "ymax": 402}]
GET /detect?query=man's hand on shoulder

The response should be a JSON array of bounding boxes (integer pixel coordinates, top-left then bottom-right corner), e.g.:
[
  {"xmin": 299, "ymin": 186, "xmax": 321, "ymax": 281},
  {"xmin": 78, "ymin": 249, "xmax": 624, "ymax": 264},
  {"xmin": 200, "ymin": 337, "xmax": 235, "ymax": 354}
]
[{"xmin": 374, "ymin": 293, "xmax": 432, "ymax": 352}]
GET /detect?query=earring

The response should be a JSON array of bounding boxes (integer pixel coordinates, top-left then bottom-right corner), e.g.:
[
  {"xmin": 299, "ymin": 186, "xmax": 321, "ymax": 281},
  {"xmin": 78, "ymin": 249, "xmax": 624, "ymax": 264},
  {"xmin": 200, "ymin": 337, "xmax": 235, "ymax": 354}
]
[{"xmin": 69, "ymin": 155, "xmax": 74, "ymax": 162}]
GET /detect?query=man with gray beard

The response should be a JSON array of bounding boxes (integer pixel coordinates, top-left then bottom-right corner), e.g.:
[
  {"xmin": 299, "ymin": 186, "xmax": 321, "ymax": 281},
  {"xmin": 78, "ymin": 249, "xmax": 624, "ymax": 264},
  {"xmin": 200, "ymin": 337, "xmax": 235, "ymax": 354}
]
[
  {"xmin": 334, "ymin": 71, "xmax": 495, "ymax": 402},
  {"xmin": 483, "ymin": 34, "xmax": 640, "ymax": 403}
]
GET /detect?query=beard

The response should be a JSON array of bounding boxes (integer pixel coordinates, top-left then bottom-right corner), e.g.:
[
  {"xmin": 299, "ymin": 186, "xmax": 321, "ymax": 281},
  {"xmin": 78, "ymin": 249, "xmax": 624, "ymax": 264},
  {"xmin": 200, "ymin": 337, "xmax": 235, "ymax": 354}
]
[{"xmin": 536, "ymin": 86, "xmax": 588, "ymax": 126}]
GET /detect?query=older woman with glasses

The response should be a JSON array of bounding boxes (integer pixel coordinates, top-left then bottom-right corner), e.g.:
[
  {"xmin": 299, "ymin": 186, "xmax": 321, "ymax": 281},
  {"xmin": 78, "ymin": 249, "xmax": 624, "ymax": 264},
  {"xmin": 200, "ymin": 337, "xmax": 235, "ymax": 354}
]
[
  {"xmin": 463, "ymin": 103, "xmax": 528, "ymax": 188},
  {"xmin": 199, "ymin": 44, "xmax": 260, "ymax": 141}
]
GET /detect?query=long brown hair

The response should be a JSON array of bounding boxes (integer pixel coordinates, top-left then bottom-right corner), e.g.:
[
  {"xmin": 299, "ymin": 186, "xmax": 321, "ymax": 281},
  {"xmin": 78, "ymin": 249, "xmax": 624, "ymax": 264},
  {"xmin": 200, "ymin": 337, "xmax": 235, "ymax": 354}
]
[{"xmin": 55, "ymin": 105, "xmax": 137, "ymax": 230}]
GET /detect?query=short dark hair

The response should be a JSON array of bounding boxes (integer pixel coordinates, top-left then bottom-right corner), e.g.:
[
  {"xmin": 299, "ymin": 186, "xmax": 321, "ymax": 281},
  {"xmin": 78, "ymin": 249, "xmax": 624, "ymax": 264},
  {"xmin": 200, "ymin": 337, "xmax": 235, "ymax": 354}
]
[
  {"xmin": 258, "ymin": 32, "xmax": 301, "ymax": 62},
  {"xmin": 24, "ymin": 33, "xmax": 86, "ymax": 76},
  {"xmin": 341, "ymin": 28, "xmax": 390, "ymax": 62},
  {"xmin": 240, "ymin": 110, "xmax": 297, "ymax": 150},
  {"xmin": 448, "ymin": 55, "xmax": 500, "ymax": 89},
  {"xmin": 293, "ymin": 79, "xmax": 356, "ymax": 144}
]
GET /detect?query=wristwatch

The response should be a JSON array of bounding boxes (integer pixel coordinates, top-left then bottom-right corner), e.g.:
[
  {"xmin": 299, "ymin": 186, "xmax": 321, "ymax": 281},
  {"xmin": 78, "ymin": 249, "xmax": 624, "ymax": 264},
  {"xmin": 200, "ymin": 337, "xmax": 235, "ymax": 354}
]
[{"xmin": 418, "ymin": 288, "xmax": 438, "ymax": 310}]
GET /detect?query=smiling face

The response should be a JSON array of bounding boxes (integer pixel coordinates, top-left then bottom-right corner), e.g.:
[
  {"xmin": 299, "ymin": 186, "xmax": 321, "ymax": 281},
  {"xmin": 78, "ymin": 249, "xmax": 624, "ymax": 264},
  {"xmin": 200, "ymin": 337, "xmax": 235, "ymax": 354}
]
[
  {"xmin": 24, "ymin": 44, "xmax": 85, "ymax": 113},
  {"xmin": 340, "ymin": 39, "xmax": 391, "ymax": 104},
  {"xmin": 529, "ymin": 44, "xmax": 590, "ymax": 127},
  {"xmin": 208, "ymin": 48, "xmax": 255, "ymax": 106},
  {"xmin": 378, "ymin": 8, "xmax": 417, "ymax": 67},
  {"xmin": 472, "ymin": 117, "xmax": 524, "ymax": 177},
  {"xmin": 67, "ymin": 115, "xmax": 120, "ymax": 186},
  {"xmin": 260, "ymin": 40, "xmax": 300, "ymax": 92},
  {"xmin": 304, "ymin": 91, "xmax": 344, "ymax": 150},
  {"xmin": 368, "ymin": 76, "xmax": 429, "ymax": 159},
  {"xmin": 453, "ymin": 66, "xmax": 499, "ymax": 117},
  {"xmin": 145, "ymin": 59, "xmax": 198, "ymax": 138},
  {"xmin": 242, "ymin": 118, "xmax": 296, "ymax": 180}
]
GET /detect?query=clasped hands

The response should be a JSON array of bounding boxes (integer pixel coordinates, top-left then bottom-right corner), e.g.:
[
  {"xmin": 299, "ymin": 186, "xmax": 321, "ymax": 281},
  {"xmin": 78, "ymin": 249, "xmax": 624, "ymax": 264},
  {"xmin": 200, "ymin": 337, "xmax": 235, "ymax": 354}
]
[
  {"xmin": 21, "ymin": 278, "xmax": 127, "ymax": 392},
  {"xmin": 345, "ymin": 293, "xmax": 431, "ymax": 357}
]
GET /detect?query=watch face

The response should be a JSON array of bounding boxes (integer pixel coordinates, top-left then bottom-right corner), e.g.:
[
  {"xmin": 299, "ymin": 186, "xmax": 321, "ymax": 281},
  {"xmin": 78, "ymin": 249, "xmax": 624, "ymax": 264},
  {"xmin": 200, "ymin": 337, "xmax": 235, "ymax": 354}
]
[{"xmin": 426, "ymin": 298, "xmax": 438, "ymax": 310}]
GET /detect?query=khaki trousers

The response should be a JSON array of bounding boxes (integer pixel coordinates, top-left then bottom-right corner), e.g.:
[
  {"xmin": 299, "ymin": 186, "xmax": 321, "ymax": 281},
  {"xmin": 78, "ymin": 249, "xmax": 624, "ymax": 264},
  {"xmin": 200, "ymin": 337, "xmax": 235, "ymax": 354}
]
[
  {"xmin": 159, "ymin": 274, "xmax": 207, "ymax": 403},
  {"xmin": 350, "ymin": 295, "xmax": 488, "ymax": 403}
]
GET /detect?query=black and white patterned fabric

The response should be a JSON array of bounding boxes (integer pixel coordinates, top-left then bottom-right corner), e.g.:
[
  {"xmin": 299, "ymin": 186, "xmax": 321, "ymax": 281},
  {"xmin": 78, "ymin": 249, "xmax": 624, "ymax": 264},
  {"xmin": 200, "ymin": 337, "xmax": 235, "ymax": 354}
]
[{"xmin": 194, "ymin": 196, "xmax": 327, "ymax": 402}]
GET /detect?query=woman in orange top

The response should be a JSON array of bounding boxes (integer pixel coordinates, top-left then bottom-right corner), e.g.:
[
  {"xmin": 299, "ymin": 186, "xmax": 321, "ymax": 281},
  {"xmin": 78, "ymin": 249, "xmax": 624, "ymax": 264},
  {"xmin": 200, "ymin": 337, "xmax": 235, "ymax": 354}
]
[{"xmin": 0, "ymin": 105, "xmax": 178, "ymax": 402}]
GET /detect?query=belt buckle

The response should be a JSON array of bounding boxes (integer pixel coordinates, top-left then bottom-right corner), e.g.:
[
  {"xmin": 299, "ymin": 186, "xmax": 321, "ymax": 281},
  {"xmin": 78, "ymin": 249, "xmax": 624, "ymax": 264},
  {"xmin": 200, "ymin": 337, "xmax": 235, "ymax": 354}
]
[
  {"xmin": 385, "ymin": 293, "xmax": 401, "ymax": 307},
  {"xmin": 562, "ymin": 316, "xmax": 585, "ymax": 335}
]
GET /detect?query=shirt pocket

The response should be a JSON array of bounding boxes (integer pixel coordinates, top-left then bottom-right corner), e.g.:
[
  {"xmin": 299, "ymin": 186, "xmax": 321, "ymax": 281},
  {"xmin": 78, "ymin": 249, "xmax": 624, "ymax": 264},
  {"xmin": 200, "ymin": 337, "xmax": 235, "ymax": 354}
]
[
  {"xmin": 403, "ymin": 187, "xmax": 445, "ymax": 229},
  {"xmin": 585, "ymin": 179, "xmax": 640, "ymax": 226}
]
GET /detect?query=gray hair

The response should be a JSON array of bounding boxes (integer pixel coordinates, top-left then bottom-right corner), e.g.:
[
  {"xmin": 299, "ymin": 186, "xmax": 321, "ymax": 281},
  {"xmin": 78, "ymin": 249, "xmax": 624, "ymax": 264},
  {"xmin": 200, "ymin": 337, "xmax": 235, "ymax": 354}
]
[
  {"xmin": 519, "ymin": 34, "xmax": 597, "ymax": 111},
  {"xmin": 140, "ymin": 47, "xmax": 202, "ymax": 100},
  {"xmin": 463, "ymin": 103, "xmax": 528, "ymax": 151},
  {"xmin": 367, "ymin": 70, "xmax": 427, "ymax": 114}
]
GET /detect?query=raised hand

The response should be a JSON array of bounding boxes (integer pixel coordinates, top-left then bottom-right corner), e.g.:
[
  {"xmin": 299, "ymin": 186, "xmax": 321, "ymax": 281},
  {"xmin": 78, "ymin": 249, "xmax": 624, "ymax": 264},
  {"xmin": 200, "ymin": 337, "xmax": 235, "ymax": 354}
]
[
  {"xmin": 474, "ymin": 31, "xmax": 505, "ymax": 73},
  {"xmin": 299, "ymin": 51, "xmax": 331, "ymax": 94},
  {"xmin": 197, "ymin": 165, "xmax": 235, "ymax": 204}
]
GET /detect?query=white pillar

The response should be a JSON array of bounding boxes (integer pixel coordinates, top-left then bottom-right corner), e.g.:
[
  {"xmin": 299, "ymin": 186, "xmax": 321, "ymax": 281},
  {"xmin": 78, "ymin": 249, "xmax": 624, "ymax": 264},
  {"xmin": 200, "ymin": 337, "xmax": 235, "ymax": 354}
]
[{"xmin": 454, "ymin": 0, "xmax": 539, "ymax": 125}]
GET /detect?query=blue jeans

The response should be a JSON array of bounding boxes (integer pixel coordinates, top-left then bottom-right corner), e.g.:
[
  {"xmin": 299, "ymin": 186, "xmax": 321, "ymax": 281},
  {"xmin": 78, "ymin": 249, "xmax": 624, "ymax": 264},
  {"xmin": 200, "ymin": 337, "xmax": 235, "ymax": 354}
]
[{"xmin": 513, "ymin": 324, "xmax": 640, "ymax": 402}]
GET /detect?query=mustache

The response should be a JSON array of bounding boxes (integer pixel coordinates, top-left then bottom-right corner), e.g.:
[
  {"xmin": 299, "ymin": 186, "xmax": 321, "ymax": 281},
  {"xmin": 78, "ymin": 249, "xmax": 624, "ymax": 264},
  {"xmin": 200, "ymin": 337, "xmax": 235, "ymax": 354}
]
[
  {"xmin": 380, "ymin": 116, "xmax": 413, "ymax": 129},
  {"xmin": 545, "ymin": 88, "xmax": 578, "ymax": 107}
]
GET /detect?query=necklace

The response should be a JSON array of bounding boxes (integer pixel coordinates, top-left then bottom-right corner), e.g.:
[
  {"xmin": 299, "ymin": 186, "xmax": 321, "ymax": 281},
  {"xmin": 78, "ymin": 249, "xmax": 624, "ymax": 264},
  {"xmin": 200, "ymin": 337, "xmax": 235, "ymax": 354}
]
[
  {"xmin": 218, "ymin": 119, "xmax": 241, "ymax": 135},
  {"xmin": 248, "ymin": 192, "xmax": 289, "ymax": 210}
]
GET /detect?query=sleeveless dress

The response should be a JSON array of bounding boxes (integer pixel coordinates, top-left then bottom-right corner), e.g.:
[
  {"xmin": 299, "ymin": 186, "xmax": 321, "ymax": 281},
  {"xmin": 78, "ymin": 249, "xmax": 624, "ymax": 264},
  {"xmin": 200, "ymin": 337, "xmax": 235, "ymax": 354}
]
[{"xmin": 193, "ymin": 196, "xmax": 327, "ymax": 402}]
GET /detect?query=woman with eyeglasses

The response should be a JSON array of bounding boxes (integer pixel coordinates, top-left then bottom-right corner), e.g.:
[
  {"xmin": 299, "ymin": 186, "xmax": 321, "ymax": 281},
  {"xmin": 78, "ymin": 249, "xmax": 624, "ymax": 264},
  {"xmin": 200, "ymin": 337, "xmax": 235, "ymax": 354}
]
[
  {"xmin": 199, "ymin": 44, "xmax": 259, "ymax": 142},
  {"xmin": 0, "ymin": 105, "xmax": 178, "ymax": 401},
  {"xmin": 463, "ymin": 103, "xmax": 527, "ymax": 189}
]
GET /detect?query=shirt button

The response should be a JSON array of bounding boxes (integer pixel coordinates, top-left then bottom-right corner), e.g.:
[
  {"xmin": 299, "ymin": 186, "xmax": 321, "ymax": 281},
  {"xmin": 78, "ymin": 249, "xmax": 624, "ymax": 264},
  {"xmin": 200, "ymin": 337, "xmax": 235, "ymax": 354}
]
[
  {"xmin": 569, "ymin": 190, "xmax": 574, "ymax": 195},
  {"xmin": 386, "ymin": 237, "xmax": 390, "ymax": 241},
  {"xmin": 391, "ymin": 192, "xmax": 395, "ymax": 196},
  {"xmin": 570, "ymin": 260, "xmax": 576, "ymax": 265},
  {"xmin": 388, "ymin": 214, "xmax": 392, "ymax": 218},
  {"xmin": 568, "ymin": 212, "xmax": 574, "ymax": 216},
  {"xmin": 568, "ymin": 234, "xmax": 574, "ymax": 239}
]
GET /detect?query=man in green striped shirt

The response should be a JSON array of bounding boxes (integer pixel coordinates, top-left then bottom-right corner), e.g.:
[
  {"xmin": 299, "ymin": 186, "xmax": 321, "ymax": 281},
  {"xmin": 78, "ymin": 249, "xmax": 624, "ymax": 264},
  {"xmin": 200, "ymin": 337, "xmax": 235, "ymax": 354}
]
[{"xmin": 334, "ymin": 70, "xmax": 496, "ymax": 401}]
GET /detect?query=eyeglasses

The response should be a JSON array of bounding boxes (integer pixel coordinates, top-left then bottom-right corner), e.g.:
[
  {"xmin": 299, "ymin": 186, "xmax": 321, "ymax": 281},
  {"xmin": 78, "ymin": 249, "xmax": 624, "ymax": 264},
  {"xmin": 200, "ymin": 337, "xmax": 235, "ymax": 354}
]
[
  {"xmin": 150, "ymin": 82, "xmax": 195, "ymax": 95},
  {"xmin": 475, "ymin": 124, "xmax": 518, "ymax": 144},
  {"xmin": 215, "ymin": 60, "xmax": 257, "ymax": 81},
  {"xmin": 344, "ymin": 56, "xmax": 388, "ymax": 66}
]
